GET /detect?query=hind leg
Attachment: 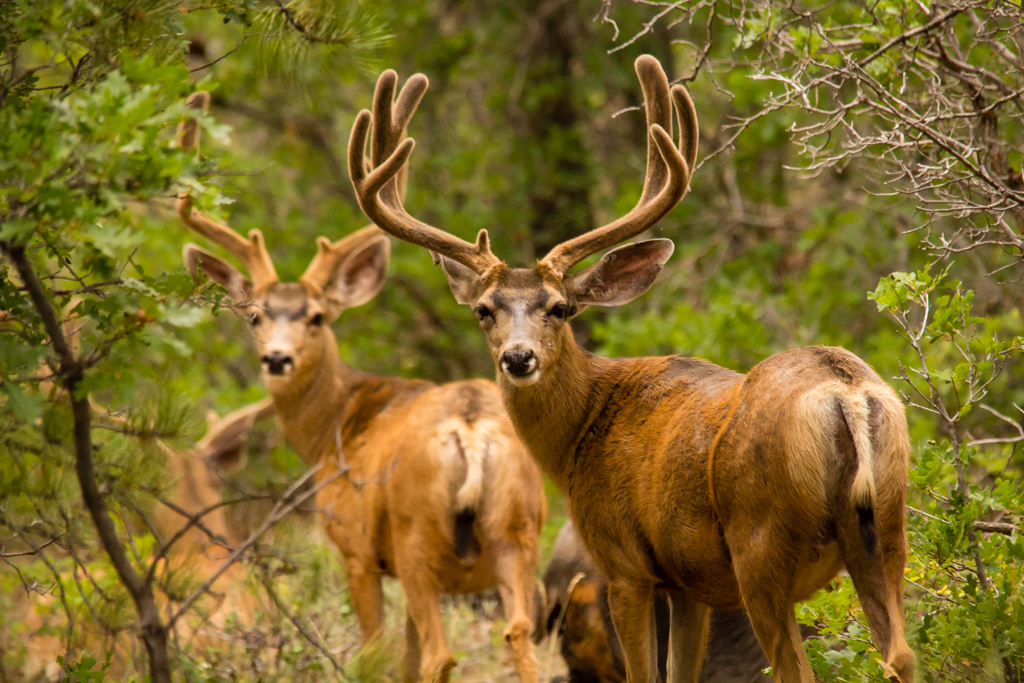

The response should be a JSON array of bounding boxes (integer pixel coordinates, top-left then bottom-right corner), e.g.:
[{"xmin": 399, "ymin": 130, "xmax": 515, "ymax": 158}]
[
  {"xmin": 730, "ymin": 541, "xmax": 812, "ymax": 683},
  {"xmin": 393, "ymin": 538, "xmax": 456, "ymax": 683},
  {"xmin": 665, "ymin": 590, "xmax": 711, "ymax": 683},
  {"xmin": 494, "ymin": 541, "xmax": 539, "ymax": 683},
  {"xmin": 400, "ymin": 577, "xmax": 456, "ymax": 682},
  {"xmin": 837, "ymin": 507, "xmax": 914, "ymax": 682}
]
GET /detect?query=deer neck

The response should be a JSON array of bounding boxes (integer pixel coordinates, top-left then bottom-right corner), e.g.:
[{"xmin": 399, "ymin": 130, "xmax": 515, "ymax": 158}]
[
  {"xmin": 498, "ymin": 327, "xmax": 618, "ymax": 490},
  {"xmin": 266, "ymin": 328, "xmax": 357, "ymax": 465}
]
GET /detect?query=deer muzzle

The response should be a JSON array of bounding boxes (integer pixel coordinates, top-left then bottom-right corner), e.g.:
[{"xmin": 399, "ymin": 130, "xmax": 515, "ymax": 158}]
[
  {"xmin": 262, "ymin": 351, "xmax": 294, "ymax": 376},
  {"xmin": 501, "ymin": 348, "xmax": 538, "ymax": 385}
]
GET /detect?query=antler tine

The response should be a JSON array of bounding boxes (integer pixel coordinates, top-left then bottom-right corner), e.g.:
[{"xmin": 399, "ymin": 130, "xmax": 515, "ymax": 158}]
[
  {"xmin": 348, "ymin": 72, "xmax": 501, "ymax": 275},
  {"xmin": 672, "ymin": 84, "xmax": 699, "ymax": 177},
  {"xmin": 539, "ymin": 55, "xmax": 697, "ymax": 276},
  {"xmin": 175, "ymin": 92, "xmax": 279, "ymax": 290},
  {"xmin": 299, "ymin": 227, "xmax": 384, "ymax": 292}
]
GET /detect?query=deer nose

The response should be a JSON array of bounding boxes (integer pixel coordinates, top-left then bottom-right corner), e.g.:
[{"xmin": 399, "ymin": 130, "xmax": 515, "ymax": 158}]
[
  {"xmin": 262, "ymin": 352, "xmax": 294, "ymax": 376},
  {"xmin": 501, "ymin": 349, "xmax": 537, "ymax": 377}
]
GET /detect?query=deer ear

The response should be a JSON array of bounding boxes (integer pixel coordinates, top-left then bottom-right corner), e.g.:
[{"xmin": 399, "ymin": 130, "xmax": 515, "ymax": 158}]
[
  {"xmin": 323, "ymin": 235, "xmax": 390, "ymax": 312},
  {"xmin": 569, "ymin": 239, "xmax": 674, "ymax": 307},
  {"xmin": 437, "ymin": 255, "xmax": 481, "ymax": 305},
  {"xmin": 184, "ymin": 244, "xmax": 252, "ymax": 302}
]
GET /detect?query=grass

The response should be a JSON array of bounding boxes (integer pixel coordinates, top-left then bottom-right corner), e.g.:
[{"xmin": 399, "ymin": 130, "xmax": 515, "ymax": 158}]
[{"xmin": 2, "ymin": 476, "xmax": 571, "ymax": 682}]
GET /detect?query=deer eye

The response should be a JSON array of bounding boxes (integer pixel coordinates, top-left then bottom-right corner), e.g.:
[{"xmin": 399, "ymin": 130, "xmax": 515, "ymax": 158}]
[
  {"xmin": 474, "ymin": 305, "xmax": 493, "ymax": 322},
  {"xmin": 309, "ymin": 313, "xmax": 324, "ymax": 327},
  {"xmin": 549, "ymin": 303, "xmax": 569, "ymax": 320},
  {"xmin": 249, "ymin": 312, "xmax": 261, "ymax": 326}
]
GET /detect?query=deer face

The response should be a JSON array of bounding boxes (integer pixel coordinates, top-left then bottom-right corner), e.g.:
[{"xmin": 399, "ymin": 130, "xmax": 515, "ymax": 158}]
[
  {"xmin": 183, "ymin": 233, "xmax": 390, "ymax": 391},
  {"xmin": 246, "ymin": 282, "xmax": 329, "ymax": 384},
  {"xmin": 437, "ymin": 239, "xmax": 675, "ymax": 387},
  {"xmin": 463, "ymin": 267, "xmax": 570, "ymax": 387}
]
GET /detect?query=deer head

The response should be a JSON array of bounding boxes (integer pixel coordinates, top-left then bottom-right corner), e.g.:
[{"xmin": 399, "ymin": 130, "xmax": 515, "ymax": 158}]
[
  {"xmin": 348, "ymin": 56, "xmax": 697, "ymax": 387},
  {"xmin": 176, "ymin": 81, "xmax": 426, "ymax": 391}
]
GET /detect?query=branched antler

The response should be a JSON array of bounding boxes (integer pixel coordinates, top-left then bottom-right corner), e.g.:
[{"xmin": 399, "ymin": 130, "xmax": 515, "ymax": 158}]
[
  {"xmin": 540, "ymin": 55, "xmax": 699, "ymax": 276},
  {"xmin": 348, "ymin": 71, "xmax": 503, "ymax": 274}
]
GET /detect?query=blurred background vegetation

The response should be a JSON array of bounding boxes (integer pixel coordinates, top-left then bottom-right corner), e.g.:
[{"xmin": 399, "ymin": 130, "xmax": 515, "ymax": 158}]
[{"xmin": 1, "ymin": 0, "xmax": 1022, "ymax": 680}]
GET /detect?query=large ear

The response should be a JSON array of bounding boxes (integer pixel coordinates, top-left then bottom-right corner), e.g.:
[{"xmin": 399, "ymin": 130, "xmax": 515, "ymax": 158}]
[
  {"xmin": 437, "ymin": 255, "xmax": 481, "ymax": 305},
  {"xmin": 199, "ymin": 397, "xmax": 275, "ymax": 474},
  {"xmin": 183, "ymin": 244, "xmax": 252, "ymax": 302},
  {"xmin": 323, "ymin": 235, "xmax": 390, "ymax": 311},
  {"xmin": 569, "ymin": 239, "xmax": 674, "ymax": 307}
]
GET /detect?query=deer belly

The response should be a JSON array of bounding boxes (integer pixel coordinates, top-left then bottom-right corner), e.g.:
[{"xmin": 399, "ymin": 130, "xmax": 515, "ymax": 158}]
[{"xmin": 658, "ymin": 528, "xmax": 744, "ymax": 610}]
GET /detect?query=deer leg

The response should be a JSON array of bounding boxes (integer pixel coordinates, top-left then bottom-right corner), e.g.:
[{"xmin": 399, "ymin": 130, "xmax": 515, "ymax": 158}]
[
  {"xmin": 665, "ymin": 590, "xmax": 711, "ymax": 683},
  {"xmin": 731, "ymin": 545, "xmax": 811, "ymax": 683},
  {"xmin": 837, "ymin": 504, "xmax": 914, "ymax": 682},
  {"xmin": 494, "ymin": 542, "xmax": 539, "ymax": 683},
  {"xmin": 345, "ymin": 560, "xmax": 385, "ymax": 647},
  {"xmin": 403, "ymin": 611, "xmax": 423, "ymax": 683},
  {"xmin": 605, "ymin": 578, "xmax": 659, "ymax": 683},
  {"xmin": 398, "ymin": 573, "xmax": 456, "ymax": 682}
]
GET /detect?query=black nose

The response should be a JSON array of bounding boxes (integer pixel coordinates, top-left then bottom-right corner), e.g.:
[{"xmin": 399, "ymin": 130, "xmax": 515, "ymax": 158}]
[
  {"xmin": 502, "ymin": 349, "xmax": 536, "ymax": 377},
  {"xmin": 262, "ymin": 352, "xmax": 294, "ymax": 376}
]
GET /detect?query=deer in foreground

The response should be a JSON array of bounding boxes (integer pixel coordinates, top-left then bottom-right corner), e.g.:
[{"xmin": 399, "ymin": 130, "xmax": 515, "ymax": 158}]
[
  {"xmin": 536, "ymin": 521, "xmax": 807, "ymax": 683},
  {"xmin": 347, "ymin": 56, "xmax": 915, "ymax": 683},
  {"xmin": 174, "ymin": 88, "xmax": 545, "ymax": 682}
]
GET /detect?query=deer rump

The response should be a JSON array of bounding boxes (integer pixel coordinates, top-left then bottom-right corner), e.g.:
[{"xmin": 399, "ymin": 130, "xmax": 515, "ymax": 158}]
[
  {"xmin": 535, "ymin": 522, "xmax": 795, "ymax": 683},
  {"xmin": 433, "ymin": 415, "xmax": 501, "ymax": 564}
]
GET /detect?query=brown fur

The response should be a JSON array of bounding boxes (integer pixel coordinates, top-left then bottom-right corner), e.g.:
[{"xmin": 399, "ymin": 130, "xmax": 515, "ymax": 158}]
[
  {"xmin": 349, "ymin": 56, "xmax": 913, "ymax": 683},
  {"xmin": 181, "ymin": 249, "xmax": 545, "ymax": 683},
  {"xmin": 494, "ymin": 327, "xmax": 912, "ymax": 683}
]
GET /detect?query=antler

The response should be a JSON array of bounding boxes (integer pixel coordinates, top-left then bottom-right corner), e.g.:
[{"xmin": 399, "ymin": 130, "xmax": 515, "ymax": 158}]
[
  {"xmin": 176, "ymin": 92, "xmax": 279, "ymax": 291},
  {"xmin": 538, "ymin": 55, "xmax": 699, "ymax": 276},
  {"xmin": 300, "ymin": 72, "xmax": 429, "ymax": 290},
  {"xmin": 348, "ymin": 71, "xmax": 502, "ymax": 275}
]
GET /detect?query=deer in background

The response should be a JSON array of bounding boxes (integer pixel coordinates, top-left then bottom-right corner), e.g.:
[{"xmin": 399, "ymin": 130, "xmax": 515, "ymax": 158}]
[
  {"xmin": 13, "ymin": 399, "xmax": 272, "ymax": 680},
  {"xmin": 348, "ymin": 56, "xmax": 914, "ymax": 683},
  {"xmin": 536, "ymin": 521, "xmax": 810, "ymax": 683},
  {"xmin": 174, "ymin": 87, "xmax": 545, "ymax": 683}
]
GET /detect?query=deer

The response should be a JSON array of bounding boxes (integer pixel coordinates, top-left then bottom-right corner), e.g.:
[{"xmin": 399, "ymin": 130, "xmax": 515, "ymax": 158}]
[
  {"xmin": 536, "ymin": 521, "xmax": 805, "ymax": 683},
  {"xmin": 173, "ymin": 86, "xmax": 546, "ymax": 683},
  {"xmin": 346, "ymin": 56, "xmax": 915, "ymax": 683},
  {"xmin": 14, "ymin": 399, "xmax": 272, "ymax": 680}
]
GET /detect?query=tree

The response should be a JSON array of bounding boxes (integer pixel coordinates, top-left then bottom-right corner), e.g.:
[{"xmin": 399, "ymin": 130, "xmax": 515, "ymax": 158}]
[{"xmin": 0, "ymin": 1, "xmax": 383, "ymax": 679}]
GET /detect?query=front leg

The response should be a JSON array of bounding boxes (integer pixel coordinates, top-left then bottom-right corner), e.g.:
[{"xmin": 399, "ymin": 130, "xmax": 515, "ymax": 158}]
[
  {"xmin": 606, "ymin": 578, "xmax": 659, "ymax": 683},
  {"xmin": 665, "ymin": 590, "xmax": 711, "ymax": 683},
  {"xmin": 344, "ymin": 559, "xmax": 385, "ymax": 646}
]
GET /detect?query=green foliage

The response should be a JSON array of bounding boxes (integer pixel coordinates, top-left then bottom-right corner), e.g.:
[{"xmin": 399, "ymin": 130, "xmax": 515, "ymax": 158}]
[
  {"xmin": 56, "ymin": 652, "xmax": 115, "ymax": 683},
  {"xmin": 2, "ymin": 0, "xmax": 1022, "ymax": 680}
]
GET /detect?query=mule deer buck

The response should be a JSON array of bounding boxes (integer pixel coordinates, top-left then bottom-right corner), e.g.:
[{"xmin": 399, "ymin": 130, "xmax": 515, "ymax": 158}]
[
  {"xmin": 536, "ymin": 521, "xmax": 807, "ymax": 683},
  {"xmin": 348, "ymin": 57, "xmax": 915, "ymax": 683},
  {"xmin": 174, "ymin": 88, "xmax": 545, "ymax": 682}
]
